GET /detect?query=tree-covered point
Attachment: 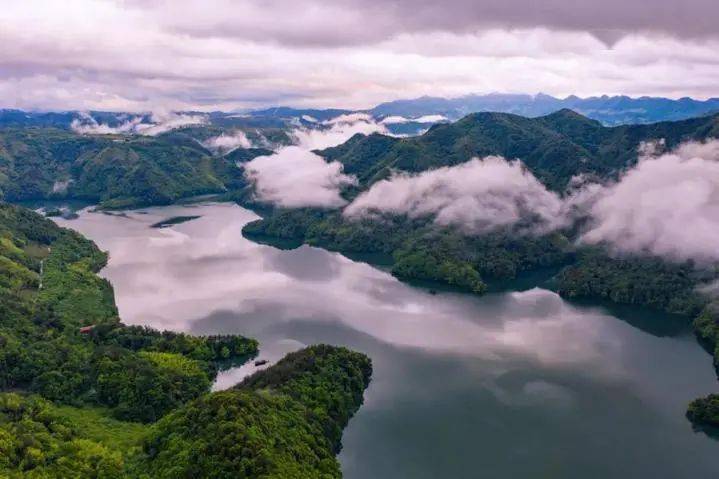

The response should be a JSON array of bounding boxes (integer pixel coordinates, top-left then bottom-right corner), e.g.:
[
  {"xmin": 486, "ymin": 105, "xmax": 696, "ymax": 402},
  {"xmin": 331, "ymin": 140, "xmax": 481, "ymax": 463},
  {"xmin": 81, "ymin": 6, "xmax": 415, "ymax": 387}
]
[
  {"xmin": 1, "ymin": 202, "xmax": 373, "ymax": 478},
  {"xmin": 0, "ymin": 202, "xmax": 257, "ymax": 420},
  {"xmin": 244, "ymin": 208, "xmax": 572, "ymax": 294},
  {"xmin": 237, "ymin": 345, "xmax": 373, "ymax": 452},
  {"xmin": 687, "ymin": 394, "xmax": 719, "ymax": 429},
  {"xmin": 138, "ymin": 345, "xmax": 372, "ymax": 479},
  {"xmin": 687, "ymin": 304, "xmax": 719, "ymax": 430},
  {"xmin": 555, "ymin": 249, "xmax": 714, "ymax": 317}
]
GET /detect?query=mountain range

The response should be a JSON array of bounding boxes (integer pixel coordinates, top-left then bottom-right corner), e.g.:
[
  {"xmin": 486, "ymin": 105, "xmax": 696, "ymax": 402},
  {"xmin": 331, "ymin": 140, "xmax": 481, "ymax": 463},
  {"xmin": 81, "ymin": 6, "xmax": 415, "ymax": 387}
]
[
  {"xmin": 3, "ymin": 93, "xmax": 719, "ymax": 134},
  {"xmin": 369, "ymin": 93, "xmax": 719, "ymax": 126}
]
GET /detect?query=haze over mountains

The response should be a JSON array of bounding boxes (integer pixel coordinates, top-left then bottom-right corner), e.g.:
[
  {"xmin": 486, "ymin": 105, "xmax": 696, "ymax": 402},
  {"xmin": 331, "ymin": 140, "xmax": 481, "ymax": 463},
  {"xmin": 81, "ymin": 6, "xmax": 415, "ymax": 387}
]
[
  {"xmin": 3, "ymin": 93, "xmax": 719, "ymax": 138},
  {"xmin": 370, "ymin": 93, "xmax": 719, "ymax": 126}
]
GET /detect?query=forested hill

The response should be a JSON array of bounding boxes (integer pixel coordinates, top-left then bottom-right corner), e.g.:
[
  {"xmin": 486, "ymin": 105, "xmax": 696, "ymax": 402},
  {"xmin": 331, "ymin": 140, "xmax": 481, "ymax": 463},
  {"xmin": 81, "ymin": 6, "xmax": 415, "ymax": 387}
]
[
  {"xmin": 0, "ymin": 202, "xmax": 372, "ymax": 477},
  {"xmin": 0, "ymin": 127, "xmax": 267, "ymax": 209},
  {"xmin": 321, "ymin": 109, "xmax": 719, "ymax": 190},
  {"xmin": 2, "ymin": 110, "xmax": 718, "ymax": 210}
]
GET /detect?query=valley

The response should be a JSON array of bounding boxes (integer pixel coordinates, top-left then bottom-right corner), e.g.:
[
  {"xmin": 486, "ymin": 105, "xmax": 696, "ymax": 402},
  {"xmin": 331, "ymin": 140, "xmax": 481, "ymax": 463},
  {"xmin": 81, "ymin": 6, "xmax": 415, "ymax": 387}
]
[
  {"xmin": 52, "ymin": 201, "xmax": 719, "ymax": 478},
  {"xmin": 2, "ymin": 106, "xmax": 719, "ymax": 477}
]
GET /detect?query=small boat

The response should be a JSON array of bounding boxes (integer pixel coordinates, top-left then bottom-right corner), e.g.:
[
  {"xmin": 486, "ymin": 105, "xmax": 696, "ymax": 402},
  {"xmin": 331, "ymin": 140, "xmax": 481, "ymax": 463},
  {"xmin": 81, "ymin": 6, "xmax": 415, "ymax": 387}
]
[{"xmin": 254, "ymin": 359, "xmax": 269, "ymax": 366}]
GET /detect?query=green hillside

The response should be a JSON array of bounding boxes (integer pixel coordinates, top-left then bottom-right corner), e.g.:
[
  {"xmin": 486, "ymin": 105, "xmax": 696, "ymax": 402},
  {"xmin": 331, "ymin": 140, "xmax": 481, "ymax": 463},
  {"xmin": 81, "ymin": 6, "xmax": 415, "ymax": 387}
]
[
  {"xmin": 0, "ymin": 202, "xmax": 371, "ymax": 477},
  {"xmin": 321, "ymin": 109, "xmax": 719, "ymax": 191},
  {"xmin": 0, "ymin": 128, "xmax": 265, "ymax": 209}
]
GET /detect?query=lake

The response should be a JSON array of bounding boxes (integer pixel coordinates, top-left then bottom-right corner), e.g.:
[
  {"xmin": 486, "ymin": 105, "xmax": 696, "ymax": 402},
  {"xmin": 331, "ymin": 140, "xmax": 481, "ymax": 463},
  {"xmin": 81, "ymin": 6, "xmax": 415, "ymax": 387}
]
[{"xmin": 55, "ymin": 201, "xmax": 719, "ymax": 478}]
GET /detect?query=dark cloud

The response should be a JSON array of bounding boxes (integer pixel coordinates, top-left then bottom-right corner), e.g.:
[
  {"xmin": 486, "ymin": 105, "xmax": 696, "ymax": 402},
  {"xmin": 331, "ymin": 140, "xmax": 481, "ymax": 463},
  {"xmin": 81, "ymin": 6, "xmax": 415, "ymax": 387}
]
[
  {"xmin": 160, "ymin": 0, "xmax": 719, "ymax": 46},
  {"xmin": 2, "ymin": 0, "xmax": 719, "ymax": 111}
]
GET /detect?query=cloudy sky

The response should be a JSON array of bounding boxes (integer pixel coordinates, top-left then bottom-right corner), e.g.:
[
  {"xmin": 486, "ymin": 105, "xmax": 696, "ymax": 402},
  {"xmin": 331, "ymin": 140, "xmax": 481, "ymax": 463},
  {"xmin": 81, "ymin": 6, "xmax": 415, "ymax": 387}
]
[{"xmin": 1, "ymin": 0, "xmax": 718, "ymax": 111}]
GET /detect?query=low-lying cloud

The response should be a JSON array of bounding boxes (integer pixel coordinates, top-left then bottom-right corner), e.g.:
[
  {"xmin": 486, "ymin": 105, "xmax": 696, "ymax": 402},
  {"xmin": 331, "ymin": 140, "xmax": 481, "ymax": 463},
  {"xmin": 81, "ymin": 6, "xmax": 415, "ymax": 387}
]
[
  {"xmin": 244, "ymin": 147, "xmax": 356, "ymax": 208},
  {"xmin": 202, "ymin": 130, "xmax": 252, "ymax": 153},
  {"xmin": 70, "ymin": 113, "xmax": 145, "ymax": 135},
  {"xmin": 292, "ymin": 113, "xmax": 388, "ymax": 150},
  {"xmin": 242, "ymin": 114, "xmax": 389, "ymax": 207},
  {"xmin": 343, "ymin": 138, "xmax": 719, "ymax": 263},
  {"xmin": 344, "ymin": 156, "xmax": 567, "ymax": 234},
  {"xmin": 579, "ymin": 139, "xmax": 719, "ymax": 262},
  {"xmin": 381, "ymin": 114, "xmax": 449, "ymax": 124},
  {"xmin": 71, "ymin": 111, "xmax": 208, "ymax": 136}
]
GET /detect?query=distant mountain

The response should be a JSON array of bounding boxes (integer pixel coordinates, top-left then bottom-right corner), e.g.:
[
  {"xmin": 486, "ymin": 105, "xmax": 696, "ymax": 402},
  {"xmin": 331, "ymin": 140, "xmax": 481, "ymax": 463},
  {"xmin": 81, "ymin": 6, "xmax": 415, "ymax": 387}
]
[
  {"xmin": 246, "ymin": 106, "xmax": 352, "ymax": 122},
  {"xmin": 0, "ymin": 109, "xmax": 150, "ymax": 129},
  {"xmin": 5, "ymin": 93, "xmax": 719, "ymax": 133},
  {"xmin": 370, "ymin": 93, "xmax": 719, "ymax": 126}
]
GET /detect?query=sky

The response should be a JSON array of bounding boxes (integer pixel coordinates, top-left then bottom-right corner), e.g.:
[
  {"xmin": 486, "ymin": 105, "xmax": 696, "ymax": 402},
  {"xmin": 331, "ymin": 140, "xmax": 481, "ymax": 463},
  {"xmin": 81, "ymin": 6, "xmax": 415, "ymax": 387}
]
[{"xmin": 1, "ymin": 0, "xmax": 719, "ymax": 111}]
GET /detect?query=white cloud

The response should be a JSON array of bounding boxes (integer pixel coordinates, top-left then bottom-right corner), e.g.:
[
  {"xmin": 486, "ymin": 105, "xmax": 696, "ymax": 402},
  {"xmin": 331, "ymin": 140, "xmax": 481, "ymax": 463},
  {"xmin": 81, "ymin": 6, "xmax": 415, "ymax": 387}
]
[
  {"xmin": 241, "ymin": 113, "xmax": 391, "ymax": 207},
  {"xmin": 244, "ymin": 146, "xmax": 356, "ymax": 208},
  {"xmin": 202, "ymin": 130, "xmax": 252, "ymax": 153},
  {"xmin": 133, "ymin": 112, "xmax": 208, "ymax": 136},
  {"xmin": 380, "ymin": 116, "xmax": 410, "ymax": 124},
  {"xmin": 340, "ymin": 138, "xmax": 719, "ymax": 263},
  {"xmin": 1, "ymin": 2, "xmax": 719, "ymax": 111},
  {"xmin": 71, "ymin": 111, "xmax": 207, "ymax": 136},
  {"xmin": 342, "ymin": 139, "xmax": 719, "ymax": 263},
  {"xmin": 70, "ymin": 112, "xmax": 145, "ymax": 135},
  {"xmin": 344, "ymin": 156, "xmax": 567, "ymax": 234},
  {"xmin": 292, "ymin": 113, "xmax": 388, "ymax": 150},
  {"xmin": 381, "ymin": 114, "xmax": 448, "ymax": 124},
  {"xmin": 579, "ymin": 139, "xmax": 719, "ymax": 262},
  {"xmin": 414, "ymin": 114, "xmax": 449, "ymax": 123}
]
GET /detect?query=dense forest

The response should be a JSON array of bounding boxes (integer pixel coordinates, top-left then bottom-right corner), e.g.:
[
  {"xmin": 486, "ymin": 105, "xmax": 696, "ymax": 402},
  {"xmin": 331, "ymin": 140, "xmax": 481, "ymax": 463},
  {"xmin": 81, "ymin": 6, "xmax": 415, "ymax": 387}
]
[
  {"xmin": 321, "ymin": 109, "xmax": 719, "ymax": 191},
  {"xmin": 5, "ymin": 109, "xmax": 719, "ymax": 210},
  {"xmin": 0, "ymin": 202, "xmax": 372, "ymax": 477},
  {"xmin": 0, "ymin": 127, "xmax": 269, "ymax": 209}
]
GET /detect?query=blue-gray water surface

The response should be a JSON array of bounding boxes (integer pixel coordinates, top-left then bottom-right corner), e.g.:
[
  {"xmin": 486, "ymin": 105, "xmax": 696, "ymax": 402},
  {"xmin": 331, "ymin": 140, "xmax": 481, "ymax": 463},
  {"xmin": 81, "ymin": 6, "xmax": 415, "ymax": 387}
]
[{"xmin": 55, "ymin": 202, "xmax": 719, "ymax": 478}]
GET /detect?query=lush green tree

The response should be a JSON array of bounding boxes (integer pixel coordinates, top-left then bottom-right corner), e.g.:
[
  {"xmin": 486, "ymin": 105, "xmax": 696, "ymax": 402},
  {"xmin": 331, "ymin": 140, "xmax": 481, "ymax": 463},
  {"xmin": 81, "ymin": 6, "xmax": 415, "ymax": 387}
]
[
  {"xmin": 687, "ymin": 394, "xmax": 719, "ymax": 428},
  {"xmin": 0, "ymin": 393, "xmax": 124, "ymax": 478},
  {"xmin": 138, "ymin": 345, "xmax": 372, "ymax": 479}
]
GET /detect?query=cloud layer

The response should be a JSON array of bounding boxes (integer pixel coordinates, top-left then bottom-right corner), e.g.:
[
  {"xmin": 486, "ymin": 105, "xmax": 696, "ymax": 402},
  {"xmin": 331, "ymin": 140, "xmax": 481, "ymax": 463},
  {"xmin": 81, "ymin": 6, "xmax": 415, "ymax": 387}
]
[
  {"xmin": 292, "ymin": 114, "xmax": 388, "ymax": 150},
  {"xmin": 242, "ymin": 114, "xmax": 388, "ymax": 207},
  {"xmin": 1, "ymin": 1, "xmax": 719, "ymax": 111},
  {"xmin": 343, "ymin": 139, "xmax": 719, "ymax": 263},
  {"xmin": 345, "ymin": 156, "xmax": 567, "ymax": 234},
  {"xmin": 580, "ymin": 140, "xmax": 719, "ymax": 262},
  {"xmin": 381, "ymin": 115, "xmax": 449, "ymax": 124},
  {"xmin": 71, "ymin": 111, "xmax": 207, "ymax": 136},
  {"xmin": 244, "ymin": 147, "xmax": 356, "ymax": 208},
  {"xmin": 202, "ymin": 130, "xmax": 252, "ymax": 153}
]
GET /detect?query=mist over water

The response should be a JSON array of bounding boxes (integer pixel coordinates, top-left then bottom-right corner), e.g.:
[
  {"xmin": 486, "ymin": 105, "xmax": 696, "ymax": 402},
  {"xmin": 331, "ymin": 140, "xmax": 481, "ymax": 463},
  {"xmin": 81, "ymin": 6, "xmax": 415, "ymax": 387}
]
[{"xmin": 56, "ymin": 202, "xmax": 719, "ymax": 478}]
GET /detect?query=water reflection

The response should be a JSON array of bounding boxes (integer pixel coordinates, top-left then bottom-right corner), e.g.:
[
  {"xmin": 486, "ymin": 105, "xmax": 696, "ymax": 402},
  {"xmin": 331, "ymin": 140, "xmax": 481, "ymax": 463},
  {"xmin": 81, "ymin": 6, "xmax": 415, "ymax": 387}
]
[{"xmin": 55, "ymin": 202, "xmax": 719, "ymax": 478}]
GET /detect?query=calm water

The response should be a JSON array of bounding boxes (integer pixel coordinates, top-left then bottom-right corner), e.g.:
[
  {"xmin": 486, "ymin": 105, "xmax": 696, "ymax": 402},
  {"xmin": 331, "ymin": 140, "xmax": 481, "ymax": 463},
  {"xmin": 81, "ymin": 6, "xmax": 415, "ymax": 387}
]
[{"xmin": 55, "ymin": 202, "xmax": 719, "ymax": 478}]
